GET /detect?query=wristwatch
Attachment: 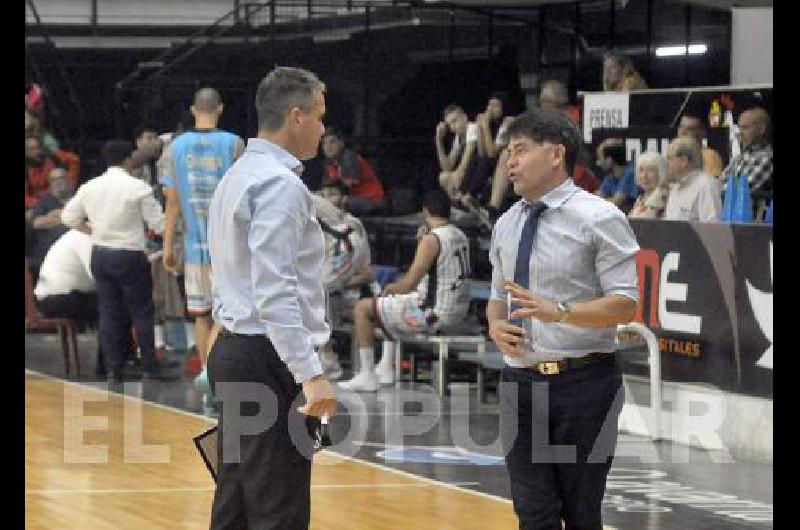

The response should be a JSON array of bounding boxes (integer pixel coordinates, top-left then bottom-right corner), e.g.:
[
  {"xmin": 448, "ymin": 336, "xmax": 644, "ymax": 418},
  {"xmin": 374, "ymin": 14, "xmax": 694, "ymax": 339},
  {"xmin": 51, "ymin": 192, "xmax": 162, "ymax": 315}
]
[{"xmin": 556, "ymin": 301, "xmax": 572, "ymax": 323}]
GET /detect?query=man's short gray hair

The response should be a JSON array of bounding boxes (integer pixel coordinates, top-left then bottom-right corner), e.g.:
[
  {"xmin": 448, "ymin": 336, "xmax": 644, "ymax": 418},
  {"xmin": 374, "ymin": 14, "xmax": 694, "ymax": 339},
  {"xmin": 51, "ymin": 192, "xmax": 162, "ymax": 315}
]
[
  {"xmin": 673, "ymin": 137, "xmax": 703, "ymax": 171},
  {"xmin": 255, "ymin": 66, "xmax": 325, "ymax": 132}
]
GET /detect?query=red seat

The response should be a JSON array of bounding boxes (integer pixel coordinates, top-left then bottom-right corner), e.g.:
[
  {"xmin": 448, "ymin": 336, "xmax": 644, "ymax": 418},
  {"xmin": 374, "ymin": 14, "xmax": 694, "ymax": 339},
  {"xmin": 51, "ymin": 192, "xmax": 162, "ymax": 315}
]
[{"xmin": 24, "ymin": 267, "xmax": 81, "ymax": 378}]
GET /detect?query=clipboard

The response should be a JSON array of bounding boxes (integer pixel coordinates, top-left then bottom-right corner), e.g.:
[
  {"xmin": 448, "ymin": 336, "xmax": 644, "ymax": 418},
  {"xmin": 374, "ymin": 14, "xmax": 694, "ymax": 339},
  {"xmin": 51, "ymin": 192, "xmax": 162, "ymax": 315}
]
[
  {"xmin": 193, "ymin": 425, "xmax": 219, "ymax": 483},
  {"xmin": 192, "ymin": 418, "xmax": 331, "ymax": 484}
]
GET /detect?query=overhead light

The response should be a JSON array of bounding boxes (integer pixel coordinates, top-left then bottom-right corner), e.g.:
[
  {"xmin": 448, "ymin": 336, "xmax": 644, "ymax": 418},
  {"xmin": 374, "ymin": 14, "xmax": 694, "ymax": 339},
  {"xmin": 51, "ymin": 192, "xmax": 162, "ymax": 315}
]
[{"xmin": 655, "ymin": 44, "xmax": 707, "ymax": 57}]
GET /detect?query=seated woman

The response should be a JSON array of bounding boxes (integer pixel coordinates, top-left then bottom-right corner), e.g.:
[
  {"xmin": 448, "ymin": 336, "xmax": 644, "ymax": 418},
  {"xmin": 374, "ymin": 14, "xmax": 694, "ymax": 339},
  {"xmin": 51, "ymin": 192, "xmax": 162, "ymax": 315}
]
[{"xmin": 628, "ymin": 151, "xmax": 670, "ymax": 219}]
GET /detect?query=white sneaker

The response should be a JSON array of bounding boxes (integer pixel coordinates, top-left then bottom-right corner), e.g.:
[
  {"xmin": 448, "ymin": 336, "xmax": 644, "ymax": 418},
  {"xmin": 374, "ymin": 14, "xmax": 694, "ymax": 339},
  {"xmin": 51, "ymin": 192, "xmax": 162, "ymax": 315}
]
[
  {"xmin": 338, "ymin": 372, "xmax": 378, "ymax": 392},
  {"xmin": 319, "ymin": 350, "xmax": 343, "ymax": 380},
  {"xmin": 374, "ymin": 366, "xmax": 395, "ymax": 385}
]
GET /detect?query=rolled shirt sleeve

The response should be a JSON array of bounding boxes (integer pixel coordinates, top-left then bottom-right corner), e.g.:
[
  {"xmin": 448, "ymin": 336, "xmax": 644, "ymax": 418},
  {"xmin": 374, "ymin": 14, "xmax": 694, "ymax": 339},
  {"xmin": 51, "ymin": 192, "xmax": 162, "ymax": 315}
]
[
  {"xmin": 248, "ymin": 179, "xmax": 323, "ymax": 384},
  {"xmin": 488, "ymin": 223, "xmax": 507, "ymax": 302},
  {"xmin": 592, "ymin": 208, "xmax": 640, "ymax": 302}
]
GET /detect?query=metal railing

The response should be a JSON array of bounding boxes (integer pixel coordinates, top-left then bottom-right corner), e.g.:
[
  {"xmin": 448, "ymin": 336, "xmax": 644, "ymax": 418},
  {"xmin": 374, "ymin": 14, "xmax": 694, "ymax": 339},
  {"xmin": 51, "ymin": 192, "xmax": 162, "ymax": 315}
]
[{"xmin": 616, "ymin": 321, "xmax": 662, "ymax": 440}]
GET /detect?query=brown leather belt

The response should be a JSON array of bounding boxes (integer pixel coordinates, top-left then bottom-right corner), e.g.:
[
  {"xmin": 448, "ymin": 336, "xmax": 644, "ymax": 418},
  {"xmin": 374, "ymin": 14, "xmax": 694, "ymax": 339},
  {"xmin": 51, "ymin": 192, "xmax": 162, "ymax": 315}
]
[{"xmin": 526, "ymin": 351, "xmax": 616, "ymax": 375}]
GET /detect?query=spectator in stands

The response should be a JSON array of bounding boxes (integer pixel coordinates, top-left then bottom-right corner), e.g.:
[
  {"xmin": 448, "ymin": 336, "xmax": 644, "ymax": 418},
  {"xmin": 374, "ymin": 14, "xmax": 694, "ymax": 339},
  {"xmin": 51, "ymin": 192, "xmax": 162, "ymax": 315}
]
[
  {"xmin": 30, "ymin": 166, "xmax": 73, "ymax": 265},
  {"xmin": 436, "ymin": 104, "xmax": 480, "ymax": 202},
  {"xmin": 663, "ymin": 137, "xmax": 722, "ymax": 221},
  {"xmin": 160, "ymin": 88, "xmax": 244, "ymax": 372},
  {"xmin": 677, "ymin": 113, "xmax": 724, "ymax": 181},
  {"xmin": 25, "ymin": 134, "xmax": 80, "ymax": 209},
  {"xmin": 603, "ymin": 51, "xmax": 648, "ymax": 91},
  {"xmin": 322, "ymin": 127, "xmax": 385, "ymax": 216},
  {"xmin": 459, "ymin": 92, "xmax": 513, "ymax": 209},
  {"xmin": 313, "ymin": 183, "xmax": 375, "ymax": 379},
  {"xmin": 61, "ymin": 139, "xmax": 172, "ymax": 383},
  {"xmin": 538, "ymin": 79, "xmax": 582, "ymax": 124},
  {"xmin": 628, "ymin": 151, "xmax": 670, "ymax": 219},
  {"xmin": 595, "ymin": 138, "xmax": 639, "ymax": 214},
  {"xmin": 723, "ymin": 106, "xmax": 773, "ymax": 220},
  {"xmin": 25, "ymin": 107, "xmax": 59, "ymax": 153},
  {"xmin": 338, "ymin": 189, "xmax": 471, "ymax": 392}
]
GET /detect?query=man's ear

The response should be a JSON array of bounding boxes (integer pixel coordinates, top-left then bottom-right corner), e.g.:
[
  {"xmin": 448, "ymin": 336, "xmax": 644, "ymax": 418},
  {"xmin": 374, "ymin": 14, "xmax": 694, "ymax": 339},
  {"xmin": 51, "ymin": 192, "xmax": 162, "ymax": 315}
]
[{"xmin": 217, "ymin": 104, "xmax": 224, "ymax": 115}]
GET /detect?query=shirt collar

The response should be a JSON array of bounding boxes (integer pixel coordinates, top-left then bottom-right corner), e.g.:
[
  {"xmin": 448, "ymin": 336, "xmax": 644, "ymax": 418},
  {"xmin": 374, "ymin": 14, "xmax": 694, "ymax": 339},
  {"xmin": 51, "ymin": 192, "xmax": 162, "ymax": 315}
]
[
  {"xmin": 246, "ymin": 138, "xmax": 304, "ymax": 175},
  {"xmin": 105, "ymin": 166, "xmax": 131, "ymax": 177},
  {"xmin": 673, "ymin": 169, "xmax": 702, "ymax": 189},
  {"xmin": 521, "ymin": 178, "xmax": 578, "ymax": 210}
]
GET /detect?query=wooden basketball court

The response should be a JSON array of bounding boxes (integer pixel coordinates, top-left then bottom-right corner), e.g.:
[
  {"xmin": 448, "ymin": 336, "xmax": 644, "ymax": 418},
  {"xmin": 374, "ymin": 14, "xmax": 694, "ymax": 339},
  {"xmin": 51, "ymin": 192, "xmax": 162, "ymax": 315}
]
[{"xmin": 25, "ymin": 371, "xmax": 519, "ymax": 529}]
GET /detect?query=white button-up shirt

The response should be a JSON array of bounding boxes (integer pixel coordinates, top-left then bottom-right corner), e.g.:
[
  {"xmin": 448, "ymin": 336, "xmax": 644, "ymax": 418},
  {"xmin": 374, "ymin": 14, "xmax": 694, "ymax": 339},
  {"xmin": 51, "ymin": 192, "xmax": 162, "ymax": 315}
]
[
  {"xmin": 208, "ymin": 138, "xmax": 328, "ymax": 384},
  {"xmin": 664, "ymin": 169, "xmax": 722, "ymax": 222},
  {"xmin": 489, "ymin": 178, "xmax": 640, "ymax": 366},
  {"xmin": 34, "ymin": 230, "xmax": 94, "ymax": 299},
  {"xmin": 61, "ymin": 166, "xmax": 164, "ymax": 251}
]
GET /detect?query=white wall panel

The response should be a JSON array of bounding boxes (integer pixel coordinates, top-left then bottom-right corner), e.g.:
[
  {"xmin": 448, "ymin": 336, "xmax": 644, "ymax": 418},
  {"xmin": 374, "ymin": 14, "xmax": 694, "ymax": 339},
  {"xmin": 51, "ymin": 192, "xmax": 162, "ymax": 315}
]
[
  {"xmin": 731, "ymin": 7, "xmax": 773, "ymax": 85},
  {"xmin": 26, "ymin": 0, "xmax": 236, "ymax": 26}
]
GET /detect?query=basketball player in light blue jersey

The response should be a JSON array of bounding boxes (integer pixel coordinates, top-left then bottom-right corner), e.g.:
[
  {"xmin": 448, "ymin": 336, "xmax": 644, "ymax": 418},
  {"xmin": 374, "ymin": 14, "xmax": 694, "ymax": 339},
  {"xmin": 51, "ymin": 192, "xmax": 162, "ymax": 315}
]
[{"xmin": 160, "ymin": 88, "xmax": 245, "ymax": 375}]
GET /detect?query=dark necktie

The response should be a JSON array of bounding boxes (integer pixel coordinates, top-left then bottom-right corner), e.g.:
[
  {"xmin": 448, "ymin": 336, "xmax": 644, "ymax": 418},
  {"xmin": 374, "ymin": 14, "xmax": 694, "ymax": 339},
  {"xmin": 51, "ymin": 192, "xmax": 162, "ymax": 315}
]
[{"xmin": 513, "ymin": 201, "xmax": 548, "ymax": 289}]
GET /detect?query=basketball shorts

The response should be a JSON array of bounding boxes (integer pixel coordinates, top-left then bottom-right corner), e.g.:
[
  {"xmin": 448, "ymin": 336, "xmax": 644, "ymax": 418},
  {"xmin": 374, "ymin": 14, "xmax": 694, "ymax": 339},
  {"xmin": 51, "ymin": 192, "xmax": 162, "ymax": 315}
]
[{"xmin": 184, "ymin": 263, "xmax": 213, "ymax": 316}]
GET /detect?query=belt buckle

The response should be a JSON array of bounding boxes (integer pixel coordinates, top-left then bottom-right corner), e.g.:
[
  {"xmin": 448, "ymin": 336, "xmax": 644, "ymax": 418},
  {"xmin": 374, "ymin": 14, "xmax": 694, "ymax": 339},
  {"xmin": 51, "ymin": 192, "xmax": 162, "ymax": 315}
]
[{"xmin": 537, "ymin": 361, "xmax": 560, "ymax": 375}]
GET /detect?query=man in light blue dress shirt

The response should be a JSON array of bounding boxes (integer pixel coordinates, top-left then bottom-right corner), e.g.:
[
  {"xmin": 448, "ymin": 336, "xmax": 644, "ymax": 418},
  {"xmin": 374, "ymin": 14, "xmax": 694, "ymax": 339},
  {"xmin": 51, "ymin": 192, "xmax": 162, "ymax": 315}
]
[
  {"xmin": 205, "ymin": 66, "xmax": 336, "ymax": 530},
  {"xmin": 487, "ymin": 109, "xmax": 639, "ymax": 529}
]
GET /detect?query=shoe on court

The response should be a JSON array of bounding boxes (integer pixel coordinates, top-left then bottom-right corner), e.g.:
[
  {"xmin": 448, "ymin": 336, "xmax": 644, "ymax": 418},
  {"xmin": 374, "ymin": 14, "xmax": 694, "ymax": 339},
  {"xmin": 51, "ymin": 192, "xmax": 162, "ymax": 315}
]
[{"xmin": 338, "ymin": 372, "xmax": 378, "ymax": 392}]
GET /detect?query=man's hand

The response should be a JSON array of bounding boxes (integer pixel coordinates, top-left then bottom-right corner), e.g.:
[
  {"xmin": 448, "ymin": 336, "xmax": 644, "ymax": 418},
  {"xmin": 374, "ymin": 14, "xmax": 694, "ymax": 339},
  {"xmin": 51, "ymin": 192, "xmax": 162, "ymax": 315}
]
[
  {"xmin": 488, "ymin": 318, "xmax": 527, "ymax": 357},
  {"xmin": 476, "ymin": 112, "xmax": 490, "ymax": 128},
  {"xmin": 415, "ymin": 225, "xmax": 429, "ymax": 240},
  {"xmin": 436, "ymin": 122, "xmax": 448, "ymax": 140},
  {"xmin": 504, "ymin": 281, "xmax": 561, "ymax": 322},
  {"xmin": 298, "ymin": 375, "xmax": 337, "ymax": 418},
  {"xmin": 163, "ymin": 245, "xmax": 179, "ymax": 274}
]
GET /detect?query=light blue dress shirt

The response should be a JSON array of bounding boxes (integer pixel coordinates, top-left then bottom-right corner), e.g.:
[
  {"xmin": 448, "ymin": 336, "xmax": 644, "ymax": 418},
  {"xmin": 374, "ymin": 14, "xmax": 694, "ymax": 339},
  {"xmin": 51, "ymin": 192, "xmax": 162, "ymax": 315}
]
[
  {"xmin": 489, "ymin": 178, "xmax": 640, "ymax": 367},
  {"xmin": 208, "ymin": 138, "xmax": 329, "ymax": 383}
]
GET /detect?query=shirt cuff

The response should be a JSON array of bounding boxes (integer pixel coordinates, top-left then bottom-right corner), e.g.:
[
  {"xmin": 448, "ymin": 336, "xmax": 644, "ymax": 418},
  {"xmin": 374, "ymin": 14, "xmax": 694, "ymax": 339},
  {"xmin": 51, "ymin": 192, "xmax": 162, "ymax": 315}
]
[
  {"xmin": 289, "ymin": 354, "xmax": 324, "ymax": 384},
  {"xmin": 266, "ymin": 324, "xmax": 325, "ymax": 384}
]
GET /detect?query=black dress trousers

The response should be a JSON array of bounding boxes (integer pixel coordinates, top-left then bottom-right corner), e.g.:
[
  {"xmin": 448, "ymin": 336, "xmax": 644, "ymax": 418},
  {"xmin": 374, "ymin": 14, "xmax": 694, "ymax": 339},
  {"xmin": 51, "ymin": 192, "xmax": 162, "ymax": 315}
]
[{"xmin": 207, "ymin": 331, "xmax": 319, "ymax": 530}]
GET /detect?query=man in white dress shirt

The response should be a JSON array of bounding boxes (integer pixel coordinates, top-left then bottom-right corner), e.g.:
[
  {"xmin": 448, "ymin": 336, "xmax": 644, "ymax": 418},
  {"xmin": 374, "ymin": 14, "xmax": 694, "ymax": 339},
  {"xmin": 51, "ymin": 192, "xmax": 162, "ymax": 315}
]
[
  {"xmin": 206, "ymin": 66, "xmax": 336, "ymax": 529},
  {"xmin": 62, "ymin": 140, "xmax": 172, "ymax": 383}
]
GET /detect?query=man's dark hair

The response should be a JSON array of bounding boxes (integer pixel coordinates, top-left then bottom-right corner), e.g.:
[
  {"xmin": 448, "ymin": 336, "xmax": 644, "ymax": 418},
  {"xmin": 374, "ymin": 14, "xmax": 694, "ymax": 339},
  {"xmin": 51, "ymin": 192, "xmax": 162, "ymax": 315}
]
[
  {"xmin": 422, "ymin": 189, "xmax": 451, "ymax": 218},
  {"xmin": 255, "ymin": 66, "xmax": 325, "ymax": 132},
  {"xmin": 133, "ymin": 124, "xmax": 158, "ymax": 141},
  {"xmin": 506, "ymin": 108, "xmax": 581, "ymax": 176},
  {"xmin": 101, "ymin": 140, "xmax": 134, "ymax": 167},
  {"xmin": 601, "ymin": 140, "xmax": 627, "ymax": 166}
]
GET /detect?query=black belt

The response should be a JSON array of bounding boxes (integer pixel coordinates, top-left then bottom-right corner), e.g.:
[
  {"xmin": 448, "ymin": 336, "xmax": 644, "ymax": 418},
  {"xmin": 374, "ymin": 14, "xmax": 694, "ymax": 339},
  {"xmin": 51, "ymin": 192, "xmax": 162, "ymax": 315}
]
[
  {"xmin": 524, "ymin": 351, "xmax": 616, "ymax": 375},
  {"xmin": 218, "ymin": 327, "xmax": 262, "ymax": 338}
]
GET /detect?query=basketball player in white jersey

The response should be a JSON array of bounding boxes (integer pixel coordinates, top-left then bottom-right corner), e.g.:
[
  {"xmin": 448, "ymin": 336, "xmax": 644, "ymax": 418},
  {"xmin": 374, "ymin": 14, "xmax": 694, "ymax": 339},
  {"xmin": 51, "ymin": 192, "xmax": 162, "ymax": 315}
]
[{"xmin": 339, "ymin": 189, "xmax": 471, "ymax": 391}]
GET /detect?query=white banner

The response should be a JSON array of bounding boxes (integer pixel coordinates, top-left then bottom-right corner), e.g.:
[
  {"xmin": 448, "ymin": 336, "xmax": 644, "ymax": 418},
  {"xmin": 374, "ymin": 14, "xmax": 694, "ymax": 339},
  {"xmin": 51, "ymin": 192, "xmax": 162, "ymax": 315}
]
[{"xmin": 582, "ymin": 92, "xmax": 630, "ymax": 143}]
